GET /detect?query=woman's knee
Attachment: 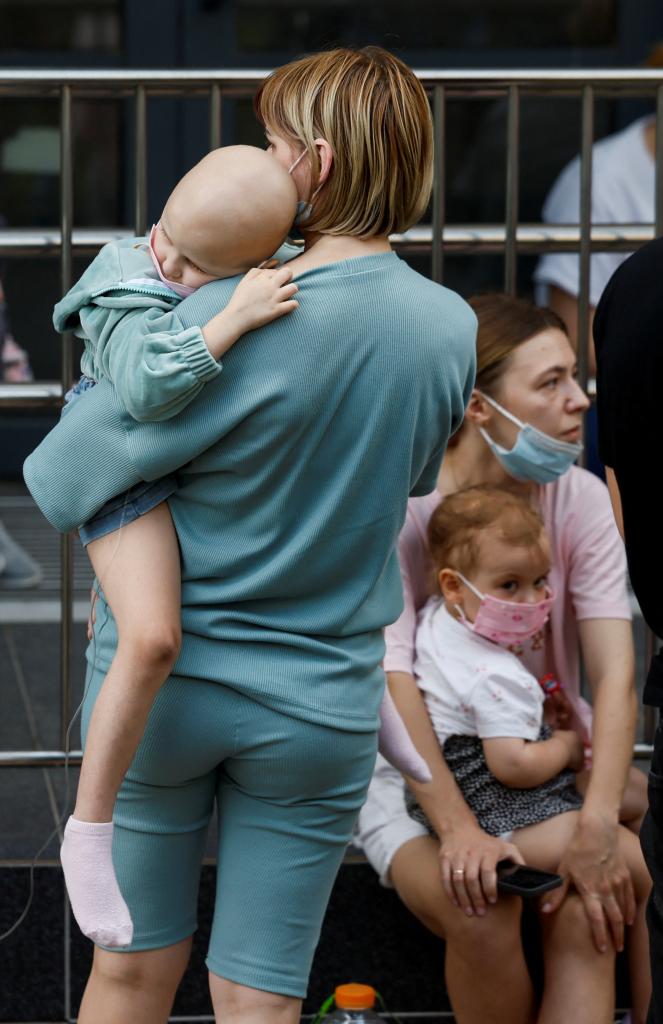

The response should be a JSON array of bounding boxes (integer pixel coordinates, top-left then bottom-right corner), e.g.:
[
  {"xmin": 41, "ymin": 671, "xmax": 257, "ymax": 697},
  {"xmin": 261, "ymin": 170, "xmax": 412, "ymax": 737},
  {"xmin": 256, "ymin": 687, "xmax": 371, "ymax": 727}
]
[
  {"xmin": 443, "ymin": 894, "xmax": 523, "ymax": 958},
  {"xmin": 91, "ymin": 939, "xmax": 190, "ymax": 994},
  {"xmin": 209, "ymin": 974, "xmax": 301, "ymax": 1021},
  {"xmin": 541, "ymin": 893, "xmax": 614, "ymax": 958}
]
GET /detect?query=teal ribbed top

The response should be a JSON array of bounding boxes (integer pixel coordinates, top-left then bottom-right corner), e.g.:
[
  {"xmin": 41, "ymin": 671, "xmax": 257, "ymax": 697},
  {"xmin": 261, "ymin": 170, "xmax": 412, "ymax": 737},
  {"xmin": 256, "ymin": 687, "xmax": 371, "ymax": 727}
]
[{"xmin": 25, "ymin": 252, "xmax": 476, "ymax": 731}]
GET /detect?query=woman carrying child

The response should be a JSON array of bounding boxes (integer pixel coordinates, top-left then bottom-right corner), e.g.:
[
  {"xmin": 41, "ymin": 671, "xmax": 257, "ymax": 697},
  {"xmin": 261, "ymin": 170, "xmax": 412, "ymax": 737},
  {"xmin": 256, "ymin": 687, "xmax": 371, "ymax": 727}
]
[{"xmin": 357, "ymin": 294, "xmax": 647, "ymax": 1024}]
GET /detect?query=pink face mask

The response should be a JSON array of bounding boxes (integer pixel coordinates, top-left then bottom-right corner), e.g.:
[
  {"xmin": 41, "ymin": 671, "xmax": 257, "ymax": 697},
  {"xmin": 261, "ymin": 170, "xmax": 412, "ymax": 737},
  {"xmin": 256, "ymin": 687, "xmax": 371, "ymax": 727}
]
[
  {"xmin": 148, "ymin": 223, "xmax": 197, "ymax": 299},
  {"xmin": 455, "ymin": 571, "xmax": 555, "ymax": 647}
]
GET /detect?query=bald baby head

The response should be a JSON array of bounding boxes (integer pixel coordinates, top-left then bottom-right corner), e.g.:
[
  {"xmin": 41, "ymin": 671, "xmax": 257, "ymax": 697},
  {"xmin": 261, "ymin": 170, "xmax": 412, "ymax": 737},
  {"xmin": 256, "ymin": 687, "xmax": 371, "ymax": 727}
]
[{"xmin": 158, "ymin": 145, "xmax": 298, "ymax": 283}]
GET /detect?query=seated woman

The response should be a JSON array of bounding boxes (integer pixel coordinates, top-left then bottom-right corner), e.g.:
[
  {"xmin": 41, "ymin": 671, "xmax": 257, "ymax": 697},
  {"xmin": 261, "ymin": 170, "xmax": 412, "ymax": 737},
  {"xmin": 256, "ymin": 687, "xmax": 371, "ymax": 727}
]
[{"xmin": 356, "ymin": 294, "xmax": 648, "ymax": 1024}]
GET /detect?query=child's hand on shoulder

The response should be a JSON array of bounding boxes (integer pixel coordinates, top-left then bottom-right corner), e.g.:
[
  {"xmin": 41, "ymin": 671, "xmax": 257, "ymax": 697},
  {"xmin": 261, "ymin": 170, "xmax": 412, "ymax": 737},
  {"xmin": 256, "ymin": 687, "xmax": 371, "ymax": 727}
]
[
  {"xmin": 202, "ymin": 263, "xmax": 299, "ymax": 359},
  {"xmin": 555, "ymin": 728, "xmax": 585, "ymax": 772},
  {"xmin": 225, "ymin": 264, "xmax": 299, "ymax": 333}
]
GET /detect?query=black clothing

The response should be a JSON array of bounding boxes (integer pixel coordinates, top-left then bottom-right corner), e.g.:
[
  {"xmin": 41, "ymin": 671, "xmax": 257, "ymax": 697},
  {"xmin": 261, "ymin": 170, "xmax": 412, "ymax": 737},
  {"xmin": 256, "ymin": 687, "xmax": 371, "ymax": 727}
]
[
  {"xmin": 594, "ymin": 237, "xmax": 663, "ymax": 1024},
  {"xmin": 640, "ymin": 725, "xmax": 663, "ymax": 1024},
  {"xmin": 594, "ymin": 235, "xmax": 663, "ymax": 706}
]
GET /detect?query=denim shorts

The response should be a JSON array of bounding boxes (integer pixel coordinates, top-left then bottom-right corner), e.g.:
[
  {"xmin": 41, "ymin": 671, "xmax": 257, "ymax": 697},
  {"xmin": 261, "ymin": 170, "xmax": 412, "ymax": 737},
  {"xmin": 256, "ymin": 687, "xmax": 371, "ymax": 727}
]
[
  {"xmin": 65, "ymin": 376, "xmax": 178, "ymax": 546},
  {"xmin": 78, "ymin": 476, "xmax": 178, "ymax": 546}
]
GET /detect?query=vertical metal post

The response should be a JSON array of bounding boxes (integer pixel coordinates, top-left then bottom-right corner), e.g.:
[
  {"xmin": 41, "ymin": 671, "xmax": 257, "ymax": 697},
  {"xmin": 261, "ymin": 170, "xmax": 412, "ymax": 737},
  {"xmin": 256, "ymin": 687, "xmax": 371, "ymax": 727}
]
[
  {"xmin": 209, "ymin": 83, "xmax": 222, "ymax": 151},
  {"xmin": 504, "ymin": 84, "xmax": 520, "ymax": 295},
  {"xmin": 431, "ymin": 84, "xmax": 445, "ymax": 284},
  {"xmin": 59, "ymin": 85, "xmax": 73, "ymax": 752},
  {"xmin": 134, "ymin": 84, "xmax": 148, "ymax": 236},
  {"xmin": 577, "ymin": 85, "xmax": 594, "ymax": 405},
  {"xmin": 646, "ymin": 88, "xmax": 663, "ymax": 750},
  {"xmin": 645, "ymin": 629, "xmax": 658, "ymax": 747},
  {"xmin": 656, "ymin": 84, "xmax": 663, "ymax": 237},
  {"xmin": 64, "ymin": 889, "xmax": 72, "ymax": 1022}
]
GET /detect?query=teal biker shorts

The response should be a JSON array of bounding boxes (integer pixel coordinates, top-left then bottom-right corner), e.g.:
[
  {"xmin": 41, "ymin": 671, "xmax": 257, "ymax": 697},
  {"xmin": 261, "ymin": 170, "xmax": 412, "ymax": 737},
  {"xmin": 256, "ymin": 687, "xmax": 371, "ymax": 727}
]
[{"xmin": 81, "ymin": 661, "xmax": 378, "ymax": 998}]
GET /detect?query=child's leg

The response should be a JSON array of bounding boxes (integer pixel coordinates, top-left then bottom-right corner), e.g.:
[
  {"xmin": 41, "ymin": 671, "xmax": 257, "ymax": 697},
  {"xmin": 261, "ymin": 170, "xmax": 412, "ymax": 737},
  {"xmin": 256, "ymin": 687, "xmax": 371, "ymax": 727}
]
[
  {"xmin": 617, "ymin": 824, "xmax": 652, "ymax": 1024},
  {"xmin": 620, "ymin": 766, "xmax": 648, "ymax": 833},
  {"xmin": 512, "ymin": 812, "xmax": 616, "ymax": 1024},
  {"xmin": 76, "ymin": 501, "xmax": 181, "ymax": 821},
  {"xmin": 61, "ymin": 502, "xmax": 181, "ymax": 947},
  {"xmin": 576, "ymin": 767, "xmax": 647, "ymax": 834}
]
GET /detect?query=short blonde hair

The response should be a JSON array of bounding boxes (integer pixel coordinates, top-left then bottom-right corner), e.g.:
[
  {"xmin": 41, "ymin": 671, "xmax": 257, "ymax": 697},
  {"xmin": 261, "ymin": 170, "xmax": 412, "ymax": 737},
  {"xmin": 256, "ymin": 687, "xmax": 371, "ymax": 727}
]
[{"xmin": 255, "ymin": 46, "xmax": 433, "ymax": 238}]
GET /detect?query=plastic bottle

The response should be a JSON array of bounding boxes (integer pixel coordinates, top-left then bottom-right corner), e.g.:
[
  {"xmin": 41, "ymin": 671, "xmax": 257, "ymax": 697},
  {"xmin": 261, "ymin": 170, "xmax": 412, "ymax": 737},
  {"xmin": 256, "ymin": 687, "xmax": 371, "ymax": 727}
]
[{"xmin": 324, "ymin": 983, "xmax": 383, "ymax": 1022}]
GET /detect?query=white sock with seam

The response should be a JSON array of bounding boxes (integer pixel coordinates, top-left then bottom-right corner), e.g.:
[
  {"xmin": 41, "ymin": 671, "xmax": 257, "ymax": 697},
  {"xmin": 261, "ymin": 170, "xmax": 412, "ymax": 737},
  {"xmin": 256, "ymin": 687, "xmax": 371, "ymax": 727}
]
[{"xmin": 60, "ymin": 816, "xmax": 133, "ymax": 948}]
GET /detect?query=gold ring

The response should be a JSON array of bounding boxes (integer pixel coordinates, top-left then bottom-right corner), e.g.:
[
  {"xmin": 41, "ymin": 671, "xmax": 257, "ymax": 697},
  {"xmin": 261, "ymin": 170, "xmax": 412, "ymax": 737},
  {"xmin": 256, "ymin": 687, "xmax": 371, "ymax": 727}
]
[{"xmin": 452, "ymin": 868, "xmax": 465, "ymax": 877}]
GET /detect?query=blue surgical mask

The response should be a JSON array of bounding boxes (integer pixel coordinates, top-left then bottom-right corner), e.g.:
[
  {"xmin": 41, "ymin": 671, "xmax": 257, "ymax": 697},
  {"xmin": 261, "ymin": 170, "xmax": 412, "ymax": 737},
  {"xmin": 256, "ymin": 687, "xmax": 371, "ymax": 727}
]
[
  {"xmin": 478, "ymin": 392, "xmax": 583, "ymax": 484},
  {"xmin": 288, "ymin": 148, "xmax": 322, "ymax": 226}
]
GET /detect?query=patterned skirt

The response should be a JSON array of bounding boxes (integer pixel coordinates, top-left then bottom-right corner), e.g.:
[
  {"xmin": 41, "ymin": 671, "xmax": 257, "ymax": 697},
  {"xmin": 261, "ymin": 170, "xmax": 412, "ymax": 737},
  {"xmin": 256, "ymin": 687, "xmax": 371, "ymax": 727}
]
[{"xmin": 406, "ymin": 725, "xmax": 582, "ymax": 837}]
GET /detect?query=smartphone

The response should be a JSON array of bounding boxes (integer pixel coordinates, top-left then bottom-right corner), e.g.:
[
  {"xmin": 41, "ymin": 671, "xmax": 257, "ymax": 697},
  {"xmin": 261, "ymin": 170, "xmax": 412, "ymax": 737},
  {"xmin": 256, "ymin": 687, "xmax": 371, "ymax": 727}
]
[{"xmin": 496, "ymin": 859, "xmax": 563, "ymax": 898}]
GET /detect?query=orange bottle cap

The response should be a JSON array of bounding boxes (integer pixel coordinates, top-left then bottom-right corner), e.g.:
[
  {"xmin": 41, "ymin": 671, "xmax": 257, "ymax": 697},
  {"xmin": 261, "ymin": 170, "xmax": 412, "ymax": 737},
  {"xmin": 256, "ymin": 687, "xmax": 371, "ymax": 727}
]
[{"xmin": 335, "ymin": 984, "xmax": 376, "ymax": 1009}]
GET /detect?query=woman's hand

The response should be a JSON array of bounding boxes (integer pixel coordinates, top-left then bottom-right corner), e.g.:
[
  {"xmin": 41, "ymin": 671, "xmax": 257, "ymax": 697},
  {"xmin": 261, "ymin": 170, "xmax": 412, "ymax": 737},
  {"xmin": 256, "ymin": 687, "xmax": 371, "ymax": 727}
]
[
  {"xmin": 541, "ymin": 812, "xmax": 636, "ymax": 953},
  {"xmin": 438, "ymin": 823, "xmax": 524, "ymax": 917}
]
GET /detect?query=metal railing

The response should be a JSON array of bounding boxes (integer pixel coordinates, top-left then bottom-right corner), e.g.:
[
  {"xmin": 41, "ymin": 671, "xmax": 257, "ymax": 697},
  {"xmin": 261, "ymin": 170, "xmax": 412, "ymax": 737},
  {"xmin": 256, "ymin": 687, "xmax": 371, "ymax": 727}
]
[{"xmin": 2, "ymin": 67, "xmax": 661, "ymax": 771}]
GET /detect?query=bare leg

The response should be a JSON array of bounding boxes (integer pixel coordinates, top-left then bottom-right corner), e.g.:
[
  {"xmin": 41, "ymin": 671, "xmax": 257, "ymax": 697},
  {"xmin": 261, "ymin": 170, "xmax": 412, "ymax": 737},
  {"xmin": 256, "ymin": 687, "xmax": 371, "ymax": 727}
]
[
  {"xmin": 78, "ymin": 937, "xmax": 191, "ymax": 1024},
  {"xmin": 76, "ymin": 502, "xmax": 182, "ymax": 821},
  {"xmin": 620, "ymin": 766, "xmax": 648, "ymax": 834},
  {"xmin": 390, "ymin": 836, "xmax": 536, "ymax": 1024},
  {"xmin": 514, "ymin": 812, "xmax": 634, "ymax": 1024},
  {"xmin": 61, "ymin": 503, "xmax": 181, "ymax": 946},
  {"xmin": 576, "ymin": 766, "xmax": 647, "ymax": 834},
  {"xmin": 537, "ymin": 892, "xmax": 615, "ymax": 1024},
  {"xmin": 209, "ymin": 976, "xmax": 301, "ymax": 1024}
]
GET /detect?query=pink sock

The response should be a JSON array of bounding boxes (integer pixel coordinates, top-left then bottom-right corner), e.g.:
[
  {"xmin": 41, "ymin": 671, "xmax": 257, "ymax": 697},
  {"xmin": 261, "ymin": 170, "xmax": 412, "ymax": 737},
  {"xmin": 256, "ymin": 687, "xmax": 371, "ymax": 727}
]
[
  {"xmin": 60, "ymin": 817, "xmax": 133, "ymax": 948},
  {"xmin": 378, "ymin": 688, "xmax": 432, "ymax": 783}
]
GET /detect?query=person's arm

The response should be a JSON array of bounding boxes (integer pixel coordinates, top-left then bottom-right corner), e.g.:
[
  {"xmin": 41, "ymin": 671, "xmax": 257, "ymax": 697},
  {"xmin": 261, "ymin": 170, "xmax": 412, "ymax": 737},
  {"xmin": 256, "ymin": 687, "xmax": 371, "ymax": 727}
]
[
  {"xmin": 388, "ymin": 670, "xmax": 524, "ymax": 916},
  {"xmin": 542, "ymin": 616, "xmax": 637, "ymax": 952},
  {"xmin": 88, "ymin": 266, "xmax": 298, "ymax": 422},
  {"xmin": 483, "ymin": 730, "xmax": 583, "ymax": 788}
]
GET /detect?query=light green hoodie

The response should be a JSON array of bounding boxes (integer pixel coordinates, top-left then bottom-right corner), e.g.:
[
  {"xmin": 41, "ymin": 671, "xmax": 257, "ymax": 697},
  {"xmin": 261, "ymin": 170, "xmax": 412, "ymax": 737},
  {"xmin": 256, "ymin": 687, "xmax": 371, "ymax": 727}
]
[{"xmin": 53, "ymin": 236, "xmax": 222, "ymax": 421}]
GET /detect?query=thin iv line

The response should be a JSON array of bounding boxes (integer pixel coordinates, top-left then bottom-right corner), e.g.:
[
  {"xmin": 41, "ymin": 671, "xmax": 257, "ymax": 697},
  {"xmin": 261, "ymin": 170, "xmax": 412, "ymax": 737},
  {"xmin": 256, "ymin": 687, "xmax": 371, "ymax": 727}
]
[{"xmin": 0, "ymin": 502, "xmax": 129, "ymax": 943}]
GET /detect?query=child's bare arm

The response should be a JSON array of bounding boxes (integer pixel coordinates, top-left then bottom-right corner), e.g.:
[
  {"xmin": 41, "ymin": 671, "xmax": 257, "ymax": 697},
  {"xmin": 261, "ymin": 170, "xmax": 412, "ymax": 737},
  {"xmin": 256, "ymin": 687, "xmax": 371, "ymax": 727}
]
[
  {"xmin": 202, "ymin": 265, "xmax": 299, "ymax": 360},
  {"xmin": 483, "ymin": 730, "xmax": 584, "ymax": 789}
]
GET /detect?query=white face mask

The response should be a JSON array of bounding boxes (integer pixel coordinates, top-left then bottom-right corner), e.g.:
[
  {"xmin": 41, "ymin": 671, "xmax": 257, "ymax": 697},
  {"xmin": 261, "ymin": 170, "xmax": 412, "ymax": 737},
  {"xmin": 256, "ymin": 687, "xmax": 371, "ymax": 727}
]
[
  {"xmin": 478, "ymin": 392, "xmax": 583, "ymax": 484},
  {"xmin": 288, "ymin": 148, "xmax": 323, "ymax": 226}
]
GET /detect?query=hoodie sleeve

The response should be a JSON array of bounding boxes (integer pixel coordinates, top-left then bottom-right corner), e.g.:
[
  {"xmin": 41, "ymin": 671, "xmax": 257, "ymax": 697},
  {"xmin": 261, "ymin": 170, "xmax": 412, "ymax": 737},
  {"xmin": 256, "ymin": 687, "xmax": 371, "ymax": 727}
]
[
  {"xmin": 79, "ymin": 302, "xmax": 222, "ymax": 422},
  {"xmin": 53, "ymin": 239, "xmax": 222, "ymax": 421}
]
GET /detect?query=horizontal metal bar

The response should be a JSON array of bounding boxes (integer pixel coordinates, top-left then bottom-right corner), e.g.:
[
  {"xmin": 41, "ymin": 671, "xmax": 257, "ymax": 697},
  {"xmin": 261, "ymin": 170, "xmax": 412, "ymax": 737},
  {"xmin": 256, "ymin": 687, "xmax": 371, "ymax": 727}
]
[
  {"xmin": 0, "ymin": 223, "xmax": 654, "ymax": 258},
  {"xmin": 0, "ymin": 382, "xmax": 62, "ymax": 407},
  {"xmin": 0, "ymin": 227, "xmax": 132, "ymax": 256},
  {"xmin": 1, "ymin": 68, "xmax": 663, "ymax": 91},
  {"xmin": 0, "ymin": 751, "xmax": 83, "ymax": 767},
  {"xmin": 1, "ymin": 746, "xmax": 649, "ymax": 768}
]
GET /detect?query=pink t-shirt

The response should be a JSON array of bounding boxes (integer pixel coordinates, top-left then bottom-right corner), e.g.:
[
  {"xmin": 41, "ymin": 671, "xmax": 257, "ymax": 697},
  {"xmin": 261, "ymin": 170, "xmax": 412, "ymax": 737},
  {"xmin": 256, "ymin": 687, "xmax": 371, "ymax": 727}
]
[{"xmin": 384, "ymin": 466, "xmax": 631, "ymax": 724}]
